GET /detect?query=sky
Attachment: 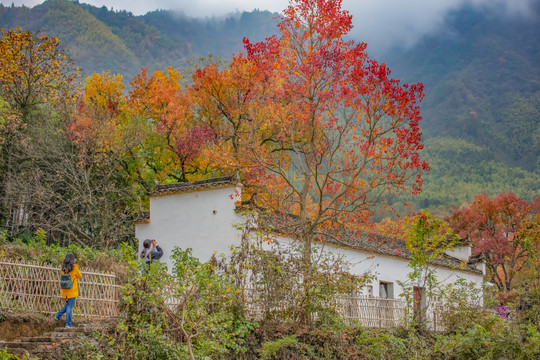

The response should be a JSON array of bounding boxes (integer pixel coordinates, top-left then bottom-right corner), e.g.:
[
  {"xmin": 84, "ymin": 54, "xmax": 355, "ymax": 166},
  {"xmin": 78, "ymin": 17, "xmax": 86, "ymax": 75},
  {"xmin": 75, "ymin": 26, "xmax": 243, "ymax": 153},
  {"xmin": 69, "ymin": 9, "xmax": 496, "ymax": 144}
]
[{"xmin": 2, "ymin": 0, "xmax": 536, "ymax": 54}]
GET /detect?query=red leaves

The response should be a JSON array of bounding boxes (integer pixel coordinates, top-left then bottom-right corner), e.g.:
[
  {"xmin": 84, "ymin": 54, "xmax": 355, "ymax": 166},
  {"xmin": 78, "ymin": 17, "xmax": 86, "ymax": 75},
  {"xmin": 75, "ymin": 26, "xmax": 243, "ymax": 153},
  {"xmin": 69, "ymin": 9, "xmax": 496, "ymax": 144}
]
[
  {"xmin": 281, "ymin": 0, "xmax": 353, "ymax": 40},
  {"xmin": 174, "ymin": 125, "xmax": 216, "ymax": 164},
  {"xmin": 450, "ymin": 192, "xmax": 538, "ymax": 291},
  {"xmin": 194, "ymin": 0, "xmax": 429, "ymax": 240}
]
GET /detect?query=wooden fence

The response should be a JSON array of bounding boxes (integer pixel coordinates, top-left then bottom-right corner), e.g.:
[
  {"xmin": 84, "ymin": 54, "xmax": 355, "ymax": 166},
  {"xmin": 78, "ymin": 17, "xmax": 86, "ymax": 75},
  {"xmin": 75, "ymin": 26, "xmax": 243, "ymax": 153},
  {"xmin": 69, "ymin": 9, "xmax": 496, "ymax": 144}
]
[
  {"xmin": 336, "ymin": 295, "xmax": 408, "ymax": 328},
  {"xmin": 241, "ymin": 289, "xmax": 444, "ymax": 331},
  {"xmin": 0, "ymin": 259, "xmax": 119, "ymax": 319},
  {"xmin": 336, "ymin": 295, "xmax": 446, "ymax": 331}
]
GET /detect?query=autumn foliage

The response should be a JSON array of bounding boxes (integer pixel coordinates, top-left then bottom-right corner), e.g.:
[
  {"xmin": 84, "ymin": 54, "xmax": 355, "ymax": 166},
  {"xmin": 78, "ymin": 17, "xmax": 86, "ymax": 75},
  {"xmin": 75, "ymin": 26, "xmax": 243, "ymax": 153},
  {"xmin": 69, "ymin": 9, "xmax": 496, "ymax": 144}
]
[
  {"xmin": 194, "ymin": 0, "xmax": 428, "ymax": 254},
  {"xmin": 450, "ymin": 192, "xmax": 540, "ymax": 291},
  {"xmin": 129, "ymin": 67, "xmax": 217, "ymax": 182},
  {"xmin": 0, "ymin": 27, "xmax": 77, "ymax": 113},
  {"xmin": 69, "ymin": 71, "xmax": 127, "ymax": 158},
  {"xmin": 0, "ymin": 1, "xmax": 429, "ymax": 253}
]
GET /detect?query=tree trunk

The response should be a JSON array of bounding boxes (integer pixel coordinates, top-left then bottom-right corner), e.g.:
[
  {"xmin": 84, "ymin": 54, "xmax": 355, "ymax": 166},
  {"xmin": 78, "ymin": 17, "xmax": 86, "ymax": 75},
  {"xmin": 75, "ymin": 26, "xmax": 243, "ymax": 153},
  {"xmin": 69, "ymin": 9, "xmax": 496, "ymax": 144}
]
[{"xmin": 300, "ymin": 233, "xmax": 313, "ymax": 326}]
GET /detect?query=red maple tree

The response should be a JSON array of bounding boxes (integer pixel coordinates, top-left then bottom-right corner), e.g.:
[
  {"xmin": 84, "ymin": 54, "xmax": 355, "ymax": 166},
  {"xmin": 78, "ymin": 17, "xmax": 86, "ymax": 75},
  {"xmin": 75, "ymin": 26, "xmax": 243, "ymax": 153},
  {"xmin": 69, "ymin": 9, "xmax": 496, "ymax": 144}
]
[
  {"xmin": 194, "ymin": 0, "xmax": 428, "ymax": 271},
  {"xmin": 450, "ymin": 192, "xmax": 540, "ymax": 291}
]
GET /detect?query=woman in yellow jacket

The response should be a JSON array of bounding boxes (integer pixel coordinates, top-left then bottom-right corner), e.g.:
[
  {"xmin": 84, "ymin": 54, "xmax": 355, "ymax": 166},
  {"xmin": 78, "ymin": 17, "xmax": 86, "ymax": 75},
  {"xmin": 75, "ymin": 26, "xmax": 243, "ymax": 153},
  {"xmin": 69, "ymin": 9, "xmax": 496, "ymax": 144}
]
[{"xmin": 55, "ymin": 253, "xmax": 82, "ymax": 328}]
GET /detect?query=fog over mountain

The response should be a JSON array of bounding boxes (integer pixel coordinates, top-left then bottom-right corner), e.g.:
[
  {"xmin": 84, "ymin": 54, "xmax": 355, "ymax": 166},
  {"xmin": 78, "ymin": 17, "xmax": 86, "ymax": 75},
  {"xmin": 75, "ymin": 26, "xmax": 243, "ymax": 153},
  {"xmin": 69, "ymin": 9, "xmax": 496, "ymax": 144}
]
[{"xmin": 4, "ymin": 0, "xmax": 537, "ymax": 55}]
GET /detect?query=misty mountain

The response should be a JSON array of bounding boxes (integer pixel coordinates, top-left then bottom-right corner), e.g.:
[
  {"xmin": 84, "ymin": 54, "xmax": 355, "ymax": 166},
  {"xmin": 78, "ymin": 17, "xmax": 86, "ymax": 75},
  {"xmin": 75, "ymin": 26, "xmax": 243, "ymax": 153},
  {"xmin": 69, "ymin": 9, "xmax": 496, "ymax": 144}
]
[
  {"xmin": 1, "ymin": 0, "xmax": 538, "ymax": 211},
  {"xmin": 385, "ymin": 3, "xmax": 540, "ymax": 173}
]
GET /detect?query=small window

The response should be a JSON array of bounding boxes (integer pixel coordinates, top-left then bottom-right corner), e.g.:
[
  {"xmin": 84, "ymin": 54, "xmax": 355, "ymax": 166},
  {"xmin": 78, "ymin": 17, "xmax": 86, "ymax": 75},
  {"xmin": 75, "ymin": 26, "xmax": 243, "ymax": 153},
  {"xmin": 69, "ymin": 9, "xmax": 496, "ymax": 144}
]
[{"xmin": 379, "ymin": 281, "xmax": 394, "ymax": 299}]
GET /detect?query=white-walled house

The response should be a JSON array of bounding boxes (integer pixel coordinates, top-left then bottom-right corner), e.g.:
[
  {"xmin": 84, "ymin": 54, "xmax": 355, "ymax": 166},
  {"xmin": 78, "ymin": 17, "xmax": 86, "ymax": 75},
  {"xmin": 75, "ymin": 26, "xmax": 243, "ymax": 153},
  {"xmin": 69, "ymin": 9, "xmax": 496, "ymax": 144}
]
[
  {"xmin": 135, "ymin": 177, "xmax": 245, "ymax": 267},
  {"xmin": 135, "ymin": 176, "xmax": 485, "ymax": 304}
]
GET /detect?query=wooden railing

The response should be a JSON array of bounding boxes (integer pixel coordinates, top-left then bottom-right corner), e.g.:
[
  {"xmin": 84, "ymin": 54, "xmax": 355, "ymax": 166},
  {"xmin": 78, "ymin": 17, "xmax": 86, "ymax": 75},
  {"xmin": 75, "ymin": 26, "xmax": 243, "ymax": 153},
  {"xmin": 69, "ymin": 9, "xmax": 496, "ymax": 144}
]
[
  {"xmin": 240, "ymin": 289, "xmax": 444, "ymax": 330},
  {"xmin": 0, "ymin": 259, "xmax": 119, "ymax": 319}
]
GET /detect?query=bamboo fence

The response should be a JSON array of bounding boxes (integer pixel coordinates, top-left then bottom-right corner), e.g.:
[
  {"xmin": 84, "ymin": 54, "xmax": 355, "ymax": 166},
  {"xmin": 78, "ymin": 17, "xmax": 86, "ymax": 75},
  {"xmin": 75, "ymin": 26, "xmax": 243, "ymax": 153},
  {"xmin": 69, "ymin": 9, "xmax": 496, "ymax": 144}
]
[
  {"xmin": 240, "ymin": 288, "xmax": 443, "ymax": 330},
  {"xmin": 0, "ymin": 259, "xmax": 449, "ymax": 328},
  {"xmin": 335, "ymin": 295, "xmax": 446, "ymax": 331},
  {"xmin": 0, "ymin": 259, "xmax": 119, "ymax": 319},
  {"xmin": 336, "ymin": 295, "xmax": 408, "ymax": 328}
]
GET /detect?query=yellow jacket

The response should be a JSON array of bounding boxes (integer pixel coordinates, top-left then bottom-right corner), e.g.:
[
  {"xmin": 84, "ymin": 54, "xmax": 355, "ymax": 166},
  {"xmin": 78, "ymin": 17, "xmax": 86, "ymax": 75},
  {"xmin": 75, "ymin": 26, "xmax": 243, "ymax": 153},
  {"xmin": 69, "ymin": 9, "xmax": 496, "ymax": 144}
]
[{"xmin": 61, "ymin": 264, "xmax": 82, "ymax": 300}]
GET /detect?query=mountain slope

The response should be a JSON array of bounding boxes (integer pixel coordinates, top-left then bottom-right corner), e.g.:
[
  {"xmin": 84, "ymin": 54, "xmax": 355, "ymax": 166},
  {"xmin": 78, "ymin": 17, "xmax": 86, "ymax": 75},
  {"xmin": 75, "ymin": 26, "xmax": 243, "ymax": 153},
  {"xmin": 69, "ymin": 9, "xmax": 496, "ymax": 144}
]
[
  {"xmin": 386, "ymin": 4, "xmax": 540, "ymax": 174},
  {"xmin": 0, "ymin": 0, "xmax": 140, "ymax": 75},
  {"xmin": 397, "ymin": 137, "xmax": 540, "ymax": 214},
  {"xmin": 0, "ymin": 0, "xmax": 278, "ymax": 78}
]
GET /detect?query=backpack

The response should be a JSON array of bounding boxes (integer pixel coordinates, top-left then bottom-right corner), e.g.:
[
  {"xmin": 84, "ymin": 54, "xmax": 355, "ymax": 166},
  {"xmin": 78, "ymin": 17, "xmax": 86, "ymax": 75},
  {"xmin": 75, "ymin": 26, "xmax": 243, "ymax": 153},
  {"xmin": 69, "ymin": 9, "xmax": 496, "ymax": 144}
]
[{"xmin": 60, "ymin": 273, "xmax": 73, "ymax": 289}]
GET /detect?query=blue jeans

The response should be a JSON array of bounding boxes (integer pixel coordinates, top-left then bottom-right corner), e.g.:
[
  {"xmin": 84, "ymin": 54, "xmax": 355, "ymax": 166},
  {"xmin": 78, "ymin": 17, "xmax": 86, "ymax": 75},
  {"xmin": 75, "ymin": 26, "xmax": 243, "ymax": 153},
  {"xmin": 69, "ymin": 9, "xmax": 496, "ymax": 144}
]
[{"xmin": 56, "ymin": 297, "xmax": 76, "ymax": 326}]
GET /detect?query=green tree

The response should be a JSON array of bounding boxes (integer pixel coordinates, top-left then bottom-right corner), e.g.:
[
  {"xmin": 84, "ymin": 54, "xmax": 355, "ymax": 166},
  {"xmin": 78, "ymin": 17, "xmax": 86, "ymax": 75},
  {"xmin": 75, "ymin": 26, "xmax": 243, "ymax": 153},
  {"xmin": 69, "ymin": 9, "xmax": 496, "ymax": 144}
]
[
  {"xmin": 400, "ymin": 209, "xmax": 460, "ymax": 326},
  {"xmin": 170, "ymin": 248, "xmax": 254, "ymax": 360}
]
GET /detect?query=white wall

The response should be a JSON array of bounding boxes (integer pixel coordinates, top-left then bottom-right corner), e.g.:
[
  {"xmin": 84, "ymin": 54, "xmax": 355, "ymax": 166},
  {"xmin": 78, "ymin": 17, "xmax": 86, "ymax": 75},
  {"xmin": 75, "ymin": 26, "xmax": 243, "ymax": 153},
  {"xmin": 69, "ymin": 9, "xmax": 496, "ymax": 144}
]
[
  {"xmin": 444, "ymin": 246, "xmax": 472, "ymax": 262},
  {"xmin": 343, "ymin": 246, "xmax": 483, "ymax": 299},
  {"xmin": 135, "ymin": 185, "xmax": 244, "ymax": 271},
  {"xmin": 267, "ymin": 235, "xmax": 484, "ymax": 301}
]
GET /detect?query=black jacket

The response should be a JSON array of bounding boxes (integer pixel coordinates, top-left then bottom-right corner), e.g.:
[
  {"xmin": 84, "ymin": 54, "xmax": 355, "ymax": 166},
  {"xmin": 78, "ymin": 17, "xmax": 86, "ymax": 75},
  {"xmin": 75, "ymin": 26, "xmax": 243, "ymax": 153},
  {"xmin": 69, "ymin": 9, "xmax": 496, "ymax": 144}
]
[{"xmin": 141, "ymin": 245, "xmax": 164, "ymax": 264}]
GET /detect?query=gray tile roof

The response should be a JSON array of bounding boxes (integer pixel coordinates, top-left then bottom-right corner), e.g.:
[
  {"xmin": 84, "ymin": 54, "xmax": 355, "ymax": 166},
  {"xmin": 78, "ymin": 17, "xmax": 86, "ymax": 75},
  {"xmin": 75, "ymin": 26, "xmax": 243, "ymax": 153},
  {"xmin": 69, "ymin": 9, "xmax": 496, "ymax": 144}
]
[{"xmin": 135, "ymin": 210, "xmax": 150, "ymax": 224}]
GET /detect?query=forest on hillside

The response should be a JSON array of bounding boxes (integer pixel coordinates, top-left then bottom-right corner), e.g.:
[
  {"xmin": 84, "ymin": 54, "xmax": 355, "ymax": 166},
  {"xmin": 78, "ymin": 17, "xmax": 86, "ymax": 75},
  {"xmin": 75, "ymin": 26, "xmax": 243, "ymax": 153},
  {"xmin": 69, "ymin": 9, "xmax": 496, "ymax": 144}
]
[{"xmin": 0, "ymin": 0, "xmax": 278, "ymax": 79}]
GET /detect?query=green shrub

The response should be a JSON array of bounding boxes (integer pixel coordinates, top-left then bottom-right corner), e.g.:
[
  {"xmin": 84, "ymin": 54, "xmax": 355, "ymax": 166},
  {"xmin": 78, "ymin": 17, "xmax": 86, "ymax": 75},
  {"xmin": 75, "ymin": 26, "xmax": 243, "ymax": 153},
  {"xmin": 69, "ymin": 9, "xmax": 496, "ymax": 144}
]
[
  {"xmin": 260, "ymin": 335, "xmax": 300, "ymax": 360},
  {"xmin": 432, "ymin": 320, "xmax": 537, "ymax": 360},
  {"xmin": 0, "ymin": 348, "xmax": 18, "ymax": 360},
  {"xmin": 0, "ymin": 347, "xmax": 37, "ymax": 360}
]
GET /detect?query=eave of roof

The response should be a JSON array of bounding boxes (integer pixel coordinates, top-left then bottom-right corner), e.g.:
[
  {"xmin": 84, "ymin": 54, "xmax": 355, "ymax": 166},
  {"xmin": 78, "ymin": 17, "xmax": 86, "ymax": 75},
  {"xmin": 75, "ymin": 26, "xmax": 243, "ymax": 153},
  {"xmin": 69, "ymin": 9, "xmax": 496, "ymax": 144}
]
[
  {"xmin": 151, "ymin": 176, "xmax": 239, "ymax": 196},
  {"xmin": 134, "ymin": 211, "xmax": 150, "ymax": 224}
]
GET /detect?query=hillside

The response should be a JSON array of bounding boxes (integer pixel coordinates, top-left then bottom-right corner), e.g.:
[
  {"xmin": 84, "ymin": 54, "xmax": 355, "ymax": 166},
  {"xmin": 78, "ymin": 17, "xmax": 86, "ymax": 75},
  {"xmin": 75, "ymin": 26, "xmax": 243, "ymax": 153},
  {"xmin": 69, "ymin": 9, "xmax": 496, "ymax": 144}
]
[
  {"xmin": 380, "ymin": 3, "xmax": 540, "ymax": 212},
  {"xmin": 386, "ymin": 4, "xmax": 540, "ymax": 174},
  {"xmin": 0, "ymin": 0, "xmax": 278, "ymax": 79},
  {"xmin": 0, "ymin": 0, "xmax": 538, "ymax": 212},
  {"xmin": 0, "ymin": 0, "xmax": 141, "ymax": 75}
]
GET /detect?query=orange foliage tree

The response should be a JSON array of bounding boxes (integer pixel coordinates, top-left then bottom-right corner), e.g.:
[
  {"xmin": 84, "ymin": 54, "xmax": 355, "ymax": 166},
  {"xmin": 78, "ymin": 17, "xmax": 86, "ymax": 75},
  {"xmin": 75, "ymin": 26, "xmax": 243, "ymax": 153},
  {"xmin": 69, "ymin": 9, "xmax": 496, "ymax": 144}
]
[
  {"xmin": 131, "ymin": 67, "xmax": 216, "ymax": 182},
  {"xmin": 0, "ymin": 27, "xmax": 77, "ymax": 114},
  {"xmin": 70, "ymin": 67, "xmax": 218, "ymax": 190},
  {"xmin": 69, "ymin": 71, "xmax": 152, "ymax": 182},
  {"xmin": 194, "ymin": 0, "xmax": 428, "ymax": 265},
  {"xmin": 192, "ymin": 54, "xmax": 266, "ymax": 170},
  {"xmin": 69, "ymin": 71, "xmax": 128, "ymax": 158}
]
